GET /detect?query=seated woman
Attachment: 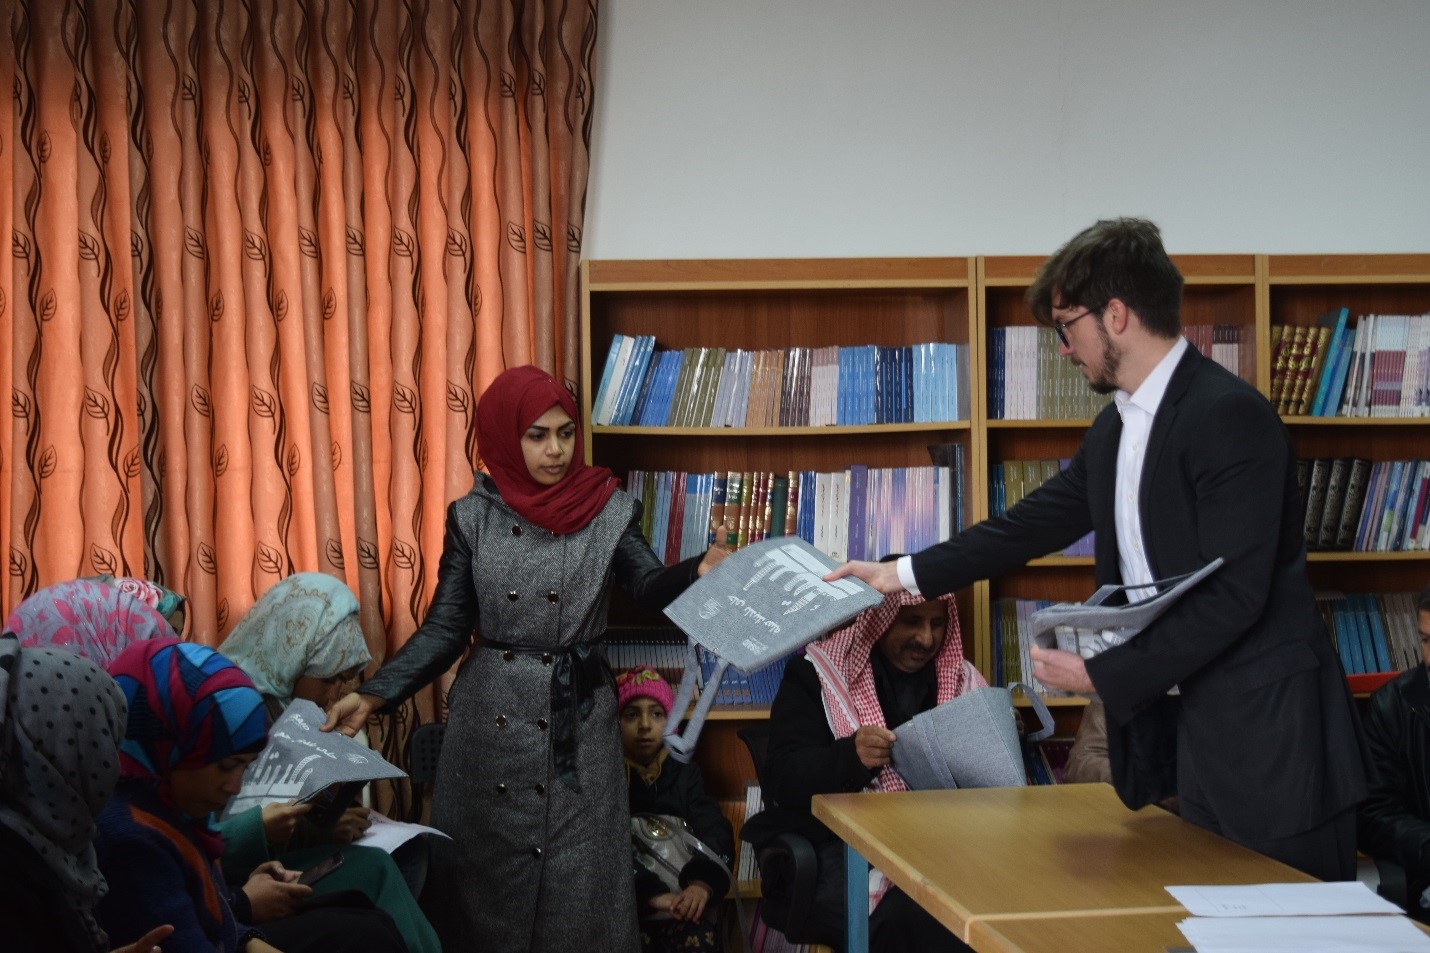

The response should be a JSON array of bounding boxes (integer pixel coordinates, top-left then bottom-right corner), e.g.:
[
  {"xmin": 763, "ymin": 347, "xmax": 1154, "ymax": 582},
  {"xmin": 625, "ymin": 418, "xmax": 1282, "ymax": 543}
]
[
  {"xmin": 617, "ymin": 667, "xmax": 733, "ymax": 953},
  {"xmin": 0, "ymin": 632, "xmax": 173, "ymax": 953},
  {"xmin": 5, "ymin": 577, "xmax": 174, "ymax": 664},
  {"xmin": 95, "ymin": 637, "xmax": 407, "ymax": 953},
  {"xmin": 85, "ymin": 575, "xmax": 189, "ymax": 635},
  {"xmin": 218, "ymin": 573, "xmax": 439, "ymax": 953},
  {"xmin": 756, "ymin": 576, "xmax": 983, "ymax": 953}
]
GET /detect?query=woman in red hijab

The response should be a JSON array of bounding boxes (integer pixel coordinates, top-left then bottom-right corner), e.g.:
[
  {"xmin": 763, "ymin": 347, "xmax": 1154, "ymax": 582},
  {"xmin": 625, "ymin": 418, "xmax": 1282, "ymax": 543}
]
[{"xmin": 325, "ymin": 366, "xmax": 729, "ymax": 953}]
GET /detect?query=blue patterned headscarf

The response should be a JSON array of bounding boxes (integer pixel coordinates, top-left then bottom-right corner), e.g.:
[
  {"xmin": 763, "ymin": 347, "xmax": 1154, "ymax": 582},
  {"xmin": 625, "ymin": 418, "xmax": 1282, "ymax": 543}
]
[{"xmin": 108, "ymin": 638, "xmax": 268, "ymax": 781}]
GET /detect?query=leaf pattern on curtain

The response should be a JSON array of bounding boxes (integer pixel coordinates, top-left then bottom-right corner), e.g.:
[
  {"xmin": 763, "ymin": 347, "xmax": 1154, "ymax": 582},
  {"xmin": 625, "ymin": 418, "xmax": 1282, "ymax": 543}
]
[{"xmin": 1, "ymin": 0, "xmax": 597, "ymax": 784}]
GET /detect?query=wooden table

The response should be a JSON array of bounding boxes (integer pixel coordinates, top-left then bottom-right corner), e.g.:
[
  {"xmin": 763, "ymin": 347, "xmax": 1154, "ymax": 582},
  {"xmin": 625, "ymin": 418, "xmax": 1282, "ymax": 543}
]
[
  {"xmin": 812, "ymin": 783, "xmax": 1315, "ymax": 952},
  {"xmin": 967, "ymin": 908, "xmax": 1430, "ymax": 953}
]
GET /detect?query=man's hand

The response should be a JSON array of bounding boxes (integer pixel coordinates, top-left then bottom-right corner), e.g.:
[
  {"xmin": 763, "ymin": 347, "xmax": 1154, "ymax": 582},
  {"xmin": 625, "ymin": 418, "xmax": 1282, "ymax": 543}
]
[
  {"xmin": 111, "ymin": 924, "xmax": 174, "ymax": 953},
  {"xmin": 327, "ymin": 805, "xmax": 372, "ymax": 844},
  {"xmin": 853, "ymin": 725, "xmax": 896, "ymax": 770},
  {"xmin": 322, "ymin": 692, "xmax": 380, "ymax": 737},
  {"xmin": 260, "ymin": 801, "xmax": 311, "ymax": 848},
  {"xmin": 823, "ymin": 559, "xmax": 905, "ymax": 594},
  {"xmin": 1029, "ymin": 645, "xmax": 1095, "ymax": 695},
  {"xmin": 650, "ymin": 881, "xmax": 713, "ymax": 922},
  {"xmin": 242, "ymin": 861, "xmax": 312, "ymax": 921}
]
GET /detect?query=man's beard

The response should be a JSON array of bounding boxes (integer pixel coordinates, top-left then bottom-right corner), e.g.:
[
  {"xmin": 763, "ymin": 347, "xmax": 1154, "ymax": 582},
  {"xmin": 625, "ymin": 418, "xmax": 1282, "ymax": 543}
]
[{"xmin": 1085, "ymin": 324, "xmax": 1121, "ymax": 395}]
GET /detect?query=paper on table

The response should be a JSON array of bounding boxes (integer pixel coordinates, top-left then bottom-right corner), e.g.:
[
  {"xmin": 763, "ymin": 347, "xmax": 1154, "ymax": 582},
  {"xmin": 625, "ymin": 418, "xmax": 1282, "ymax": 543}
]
[
  {"xmin": 1177, "ymin": 914, "xmax": 1430, "ymax": 952},
  {"xmin": 1166, "ymin": 882, "xmax": 1403, "ymax": 917},
  {"xmin": 356, "ymin": 811, "xmax": 451, "ymax": 853}
]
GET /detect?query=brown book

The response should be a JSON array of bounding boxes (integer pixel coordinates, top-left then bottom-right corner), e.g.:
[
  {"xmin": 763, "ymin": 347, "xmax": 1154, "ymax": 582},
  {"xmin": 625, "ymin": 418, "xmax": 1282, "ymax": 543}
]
[
  {"xmin": 1270, "ymin": 325, "xmax": 1304, "ymax": 411},
  {"xmin": 784, "ymin": 470, "xmax": 800, "ymax": 538},
  {"xmin": 1292, "ymin": 326, "xmax": 1330, "ymax": 415},
  {"xmin": 735, "ymin": 471, "xmax": 755, "ymax": 547}
]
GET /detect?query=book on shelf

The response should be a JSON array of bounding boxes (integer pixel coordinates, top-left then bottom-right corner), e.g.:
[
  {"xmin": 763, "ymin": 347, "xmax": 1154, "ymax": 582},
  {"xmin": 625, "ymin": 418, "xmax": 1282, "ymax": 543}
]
[
  {"xmin": 1294, "ymin": 455, "xmax": 1430, "ymax": 553},
  {"xmin": 1301, "ymin": 458, "xmax": 1332, "ymax": 549},
  {"xmin": 1315, "ymin": 457, "xmax": 1351, "ymax": 551},
  {"xmin": 1313, "ymin": 591, "xmax": 1418, "ymax": 676},
  {"xmin": 603, "ymin": 340, "xmax": 972, "ymax": 430}
]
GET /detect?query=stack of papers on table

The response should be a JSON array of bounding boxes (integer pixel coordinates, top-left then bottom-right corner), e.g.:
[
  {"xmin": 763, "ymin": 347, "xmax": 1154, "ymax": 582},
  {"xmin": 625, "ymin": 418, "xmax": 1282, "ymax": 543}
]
[{"xmin": 1168, "ymin": 882, "xmax": 1430, "ymax": 952}]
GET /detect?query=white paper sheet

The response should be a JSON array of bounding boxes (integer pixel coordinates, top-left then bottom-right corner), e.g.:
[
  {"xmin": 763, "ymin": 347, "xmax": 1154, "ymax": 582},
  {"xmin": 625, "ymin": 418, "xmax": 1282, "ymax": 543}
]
[
  {"xmin": 1167, "ymin": 882, "xmax": 1404, "ymax": 917},
  {"xmin": 1177, "ymin": 914, "xmax": 1430, "ymax": 952},
  {"xmin": 355, "ymin": 810, "xmax": 450, "ymax": 853}
]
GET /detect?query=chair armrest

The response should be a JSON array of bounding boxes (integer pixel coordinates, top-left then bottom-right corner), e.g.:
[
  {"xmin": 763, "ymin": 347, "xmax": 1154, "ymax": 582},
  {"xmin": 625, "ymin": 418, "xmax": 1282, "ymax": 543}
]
[
  {"xmin": 758, "ymin": 832, "xmax": 820, "ymax": 940},
  {"xmin": 1376, "ymin": 855, "xmax": 1410, "ymax": 911}
]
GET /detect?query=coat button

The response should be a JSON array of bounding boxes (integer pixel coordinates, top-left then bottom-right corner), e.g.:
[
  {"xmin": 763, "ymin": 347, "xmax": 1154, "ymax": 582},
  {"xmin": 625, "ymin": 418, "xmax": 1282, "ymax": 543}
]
[
  {"xmin": 541, "ymin": 653, "xmax": 553, "ymax": 665},
  {"xmin": 495, "ymin": 783, "xmax": 507, "ymax": 794},
  {"xmin": 507, "ymin": 590, "xmax": 519, "ymax": 601},
  {"xmin": 502, "ymin": 650, "xmax": 516, "ymax": 662},
  {"xmin": 535, "ymin": 783, "xmax": 546, "ymax": 795},
  {"xmin": 495, "ymin": 714, "xmax": 507, "ymax": 727},
  {"xmin": 546, "ymin": 590, "xmax": 559, "ymax": 603},
  {"xmin": 511, "ymin": 525, "xmax": 522, "ymax": 536},
  {"xmin": 531, "ymin": 846, "xmax": 543, "ymax": 858},
  {"xmin": 536, "ymin": 718, "xmax": 549, "ymax": 730}
]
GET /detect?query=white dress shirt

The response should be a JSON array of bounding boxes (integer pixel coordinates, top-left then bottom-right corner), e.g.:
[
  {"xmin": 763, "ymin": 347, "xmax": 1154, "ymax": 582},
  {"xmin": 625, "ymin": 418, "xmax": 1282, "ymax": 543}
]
[
  {"xmin": 895, "ymin": 337, "xmax": 1191, "ymax": 602},
  {"xmin": 1114, "ymin": 337, "xmax": 1188, "ymax": 602}
]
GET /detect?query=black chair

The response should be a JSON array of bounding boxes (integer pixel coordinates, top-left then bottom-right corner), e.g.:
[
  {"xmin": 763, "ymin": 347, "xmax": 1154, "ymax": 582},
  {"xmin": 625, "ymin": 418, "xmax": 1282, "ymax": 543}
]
[
  {"xmin": 737, "ymin": 723, "xmax": 825, "ymax": 946},
  {"xmin": 405, "ymin": 721, "xmax": 446, "ymax": 823},
  {"xmin": 1375, "ymin": 855, "xmax": 1411, "ymax": 913}
]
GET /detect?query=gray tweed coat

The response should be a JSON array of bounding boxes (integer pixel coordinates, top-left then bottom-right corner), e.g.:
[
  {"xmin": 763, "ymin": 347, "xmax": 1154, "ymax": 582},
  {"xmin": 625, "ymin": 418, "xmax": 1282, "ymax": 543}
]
[{"xmin": 363, "ymin": 475, "xmax": 700, "ymax": 953}]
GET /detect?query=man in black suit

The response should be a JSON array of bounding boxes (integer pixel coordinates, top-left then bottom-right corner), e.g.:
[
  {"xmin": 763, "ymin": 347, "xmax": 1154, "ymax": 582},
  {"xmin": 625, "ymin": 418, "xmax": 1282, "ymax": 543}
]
[{"xmin": 828, "ymin": 218, "xmax": 1368, "ymax": 880}]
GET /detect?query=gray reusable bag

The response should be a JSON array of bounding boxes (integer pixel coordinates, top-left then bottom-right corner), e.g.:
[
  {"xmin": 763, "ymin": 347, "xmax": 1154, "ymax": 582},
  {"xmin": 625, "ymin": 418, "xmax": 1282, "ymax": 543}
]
[
  {"xmin": 661, "ymin": 537, "xmax": 883, "ymax": 762},
  {"xmin": 890, "ymin": 682, "xmax": 1054, "ymax": 790}
]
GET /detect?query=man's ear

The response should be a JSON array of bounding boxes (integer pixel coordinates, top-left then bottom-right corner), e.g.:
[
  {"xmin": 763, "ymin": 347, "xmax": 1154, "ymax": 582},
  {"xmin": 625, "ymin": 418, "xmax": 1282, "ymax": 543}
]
[{"xmin": 1103, "ymin": 298, "xmax": 1133, "ymax": 336}]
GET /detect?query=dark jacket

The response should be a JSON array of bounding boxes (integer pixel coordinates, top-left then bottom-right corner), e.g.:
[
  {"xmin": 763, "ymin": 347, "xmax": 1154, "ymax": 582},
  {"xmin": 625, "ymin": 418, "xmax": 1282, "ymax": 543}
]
[
  {"xmin": 95, "ymin": 779, "xmax": 259, "ymax": 953},
  {"xmin": 758, "ymin": 654, "xmax": 881, "ymax": 847},
  {"xmin": 910, "ymin": 346, "xmax": 1369, "ymax": 841},
  {"xmin": 1360, "ymin": 664, "xmax": 1430, "ymax": 903},
  {"xmin": 0, "ymin": 823, "xmax": 101, "ymax": 953},
  {"xmin": 627, "ymin": 756, "xmax": 734, "ymax": 906}
]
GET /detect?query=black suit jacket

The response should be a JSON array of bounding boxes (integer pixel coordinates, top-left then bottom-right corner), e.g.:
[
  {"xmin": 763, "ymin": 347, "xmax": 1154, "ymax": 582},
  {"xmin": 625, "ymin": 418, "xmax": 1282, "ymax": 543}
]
[{"xmin": 911, "ymin": 346, "xmax": 1368, "ymax": 840}]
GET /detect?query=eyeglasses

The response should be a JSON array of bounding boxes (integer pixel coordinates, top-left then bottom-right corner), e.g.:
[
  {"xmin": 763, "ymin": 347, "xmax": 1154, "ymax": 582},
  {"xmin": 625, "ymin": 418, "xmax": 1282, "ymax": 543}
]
[{"xmin": 1052, "ymin": 307, "xmax": 1102, "ymax": 347}]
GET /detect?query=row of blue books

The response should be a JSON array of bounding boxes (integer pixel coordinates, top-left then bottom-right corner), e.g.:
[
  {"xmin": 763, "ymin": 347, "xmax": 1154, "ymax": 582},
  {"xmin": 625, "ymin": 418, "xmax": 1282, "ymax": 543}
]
[
  {"xmin": 1315, "ymin": 591, "xmax": 1420, "ymax": 675},
  {"xmin": 627, "ymin": 460, "xmax": 964, "ymax": 567},
  {"xmin": 602, "ymin": 631, "xmax": 790, "ymax": 709},
  {"xmin": 591, "ymin": 334, "xmax": 970, "ymax": 428}
]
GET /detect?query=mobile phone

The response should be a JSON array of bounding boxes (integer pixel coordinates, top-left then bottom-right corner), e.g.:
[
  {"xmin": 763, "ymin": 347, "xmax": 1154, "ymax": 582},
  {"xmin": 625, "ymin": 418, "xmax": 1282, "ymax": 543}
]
[
  {"xmin": 297, "ymin": 851, "xmax": 345, "ymax": 887},
  {"xmin": 298, "ymin": 781, "xmax": 364, "ymax": 829}
]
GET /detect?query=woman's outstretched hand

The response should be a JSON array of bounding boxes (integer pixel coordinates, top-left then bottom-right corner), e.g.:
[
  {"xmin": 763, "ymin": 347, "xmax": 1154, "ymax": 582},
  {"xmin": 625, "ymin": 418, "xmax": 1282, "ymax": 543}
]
[
  {"xmin": 696, "ymin": 520, "xmax": 735, "ymax": 577},
  {"xmin": 321, "ymin": 692, "xmax": 380, "ymax": 737}
]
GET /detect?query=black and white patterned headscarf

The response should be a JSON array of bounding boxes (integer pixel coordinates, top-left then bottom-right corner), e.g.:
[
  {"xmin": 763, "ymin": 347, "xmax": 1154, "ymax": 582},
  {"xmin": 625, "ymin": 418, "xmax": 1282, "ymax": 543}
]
[{"xmin": 0, "ymin": 632, "xmax": 128, "ymax": 950}]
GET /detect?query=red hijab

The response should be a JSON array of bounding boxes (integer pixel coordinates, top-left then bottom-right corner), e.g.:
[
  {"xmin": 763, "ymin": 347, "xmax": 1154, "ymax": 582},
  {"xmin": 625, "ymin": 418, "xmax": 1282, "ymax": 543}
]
[{"xmin": 475, "ymin": 365, "xmax": 618, "ymax": 535}]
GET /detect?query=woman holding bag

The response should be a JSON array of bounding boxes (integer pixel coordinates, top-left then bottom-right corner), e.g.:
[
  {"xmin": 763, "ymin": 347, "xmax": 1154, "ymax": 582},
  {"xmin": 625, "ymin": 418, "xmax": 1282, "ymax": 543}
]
[{"xmin": 323, "ymin": 365, "xmax": 729, "ymax": 952}]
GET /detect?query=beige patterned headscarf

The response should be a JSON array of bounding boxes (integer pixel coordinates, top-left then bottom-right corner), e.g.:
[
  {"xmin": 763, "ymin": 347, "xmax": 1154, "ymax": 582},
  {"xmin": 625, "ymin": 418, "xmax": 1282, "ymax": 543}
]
[{"xmin": 219, "ymin": 573, "xmax": 370, "ymax": 705}]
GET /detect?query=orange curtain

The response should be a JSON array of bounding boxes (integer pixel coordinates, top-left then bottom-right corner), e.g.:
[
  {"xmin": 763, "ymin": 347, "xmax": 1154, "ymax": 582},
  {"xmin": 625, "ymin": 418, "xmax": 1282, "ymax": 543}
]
[{"xmin": 0, "ymin": 0, "xmax": 595, "ymax": 728}]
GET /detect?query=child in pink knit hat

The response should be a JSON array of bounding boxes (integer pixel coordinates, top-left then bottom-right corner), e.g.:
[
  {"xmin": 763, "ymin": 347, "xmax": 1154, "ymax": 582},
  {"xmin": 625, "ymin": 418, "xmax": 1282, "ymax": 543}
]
[
  {"xmin": 617, "ymin": 666, "xmax": 676, "ymax": 767},
  {"xmin": 616, "ymin": 666, "xmax": 732, "ymax": 953}
]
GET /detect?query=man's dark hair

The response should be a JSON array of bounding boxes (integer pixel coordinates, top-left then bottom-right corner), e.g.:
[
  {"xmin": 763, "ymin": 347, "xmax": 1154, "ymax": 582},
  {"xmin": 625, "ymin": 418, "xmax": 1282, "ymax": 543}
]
[
  {"xmin": 1418, "ymin": 586, "xmax": 1430, "ymax": 613},
  {"xmin": 1026, "ymin": 217, "xmax": 1185, "ymax": 339}
]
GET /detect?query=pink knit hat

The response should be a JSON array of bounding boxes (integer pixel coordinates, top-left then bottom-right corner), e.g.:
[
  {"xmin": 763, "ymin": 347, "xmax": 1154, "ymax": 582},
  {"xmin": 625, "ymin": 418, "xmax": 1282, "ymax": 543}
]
[{"xmin": 615, "ymin": 666, "xmax": 675, "ymax": 714}]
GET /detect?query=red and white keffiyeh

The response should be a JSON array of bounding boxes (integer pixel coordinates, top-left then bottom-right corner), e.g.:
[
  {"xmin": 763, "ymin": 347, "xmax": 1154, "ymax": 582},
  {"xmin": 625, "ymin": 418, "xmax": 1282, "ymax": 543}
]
[{"xmin": 803, "ymin": 589, "xmax": 985, "ymax": 794}]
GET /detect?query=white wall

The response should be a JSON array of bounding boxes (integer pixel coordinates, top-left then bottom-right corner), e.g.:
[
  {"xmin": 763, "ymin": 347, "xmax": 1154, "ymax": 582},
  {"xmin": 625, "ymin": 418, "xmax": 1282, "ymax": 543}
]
[{"xmin": 586, "ymin": 0, "xmax": 1430, "ymax": 258}]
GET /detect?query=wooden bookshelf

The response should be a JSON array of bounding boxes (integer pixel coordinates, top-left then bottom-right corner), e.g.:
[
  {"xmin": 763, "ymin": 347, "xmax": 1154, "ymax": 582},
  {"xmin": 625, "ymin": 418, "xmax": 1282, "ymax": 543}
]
[{"xmin": 581, "ymin": 253, "xmax": 1430, "ymax": 792}]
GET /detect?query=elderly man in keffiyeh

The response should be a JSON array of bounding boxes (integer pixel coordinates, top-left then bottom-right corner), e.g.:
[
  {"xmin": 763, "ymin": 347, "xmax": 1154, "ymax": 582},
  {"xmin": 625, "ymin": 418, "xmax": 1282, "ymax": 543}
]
[{"xmin": 757, "ymin": 573, "xmax": 983, "ymax": 953}]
